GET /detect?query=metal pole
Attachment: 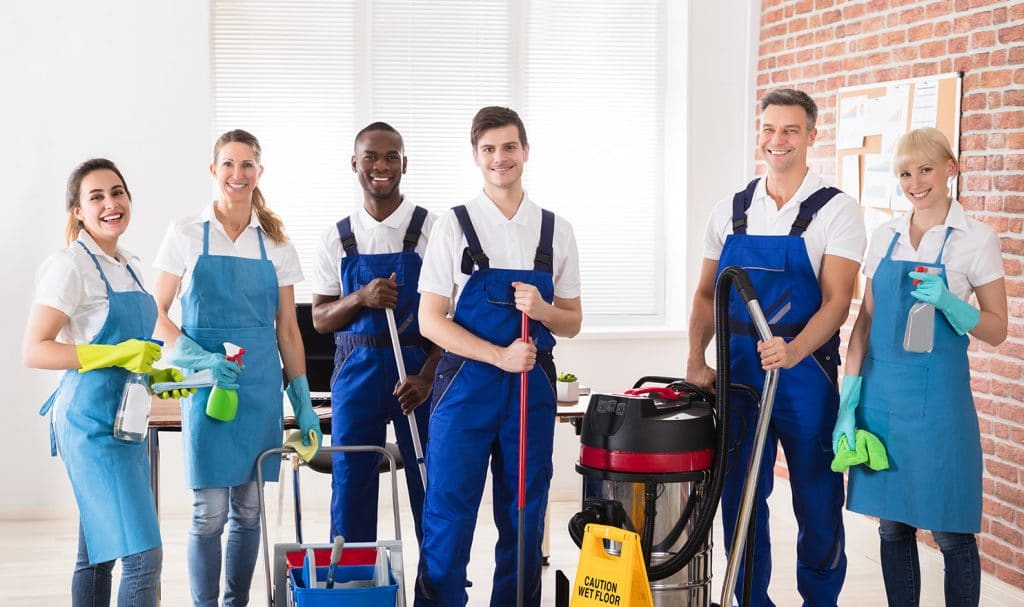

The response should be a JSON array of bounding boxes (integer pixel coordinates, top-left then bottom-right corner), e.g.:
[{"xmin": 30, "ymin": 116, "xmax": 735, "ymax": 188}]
[{"xmin": 385, "ymin": 307, "xmax": 428, "ymax": 489}]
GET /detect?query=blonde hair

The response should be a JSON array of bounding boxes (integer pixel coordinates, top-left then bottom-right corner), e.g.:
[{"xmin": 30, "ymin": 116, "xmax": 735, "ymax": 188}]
[
  {"xmin": 65, "ymin": 158, "xmax": 131, "ymax": 245},
  {"xmin": 893, "ymin": 127, "xmax": 957, "ymax": 175},
  {"xmin": 213, "ymin": 129, "xmax": 288, "ymax": 244}
]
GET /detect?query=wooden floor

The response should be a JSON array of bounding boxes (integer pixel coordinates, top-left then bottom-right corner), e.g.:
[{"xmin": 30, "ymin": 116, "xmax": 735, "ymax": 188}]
[{"xmin": 2, "ymin": 473, "xmax": 1021, "ymax": 606}]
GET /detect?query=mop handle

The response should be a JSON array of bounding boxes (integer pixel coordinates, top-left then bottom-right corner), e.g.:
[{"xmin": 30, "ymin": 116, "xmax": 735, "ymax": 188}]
[
  {"xmin": 385, "ymin": 307, "xmax": 427, "ymax": 488},
  {"xmin": 518, "ymin": 312, "xmax": 529, "ymax": 508}
]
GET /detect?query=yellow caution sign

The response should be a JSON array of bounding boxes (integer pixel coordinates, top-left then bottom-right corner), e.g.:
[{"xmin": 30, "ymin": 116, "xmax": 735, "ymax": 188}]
[{"xmin": 570, "ymin": 524, "xmax": 653, "ymax": 607}]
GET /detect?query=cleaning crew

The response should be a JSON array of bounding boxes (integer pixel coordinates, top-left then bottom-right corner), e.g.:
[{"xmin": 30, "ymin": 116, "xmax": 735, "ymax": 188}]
[
  {"xmin": 311, "ymin": 122, "xmax": 438, "ymax": 544},
  {"xmin": 414, "ymin": 106, "xmax": 582, "ymax": 606},
  {"xmin": 25, "ymin": 158, "xmax": 186, "ymax": 606},
  {"xmin": 837, "ymin": 127, "xmax": 1007, "ymax": 607},
  {"xmin": 686, "ymin": 88, "xmax": 866, "ymax": 606},
  {"xmin": 152, "ymin": 130, "xmax": 322, "ymax": 606}
]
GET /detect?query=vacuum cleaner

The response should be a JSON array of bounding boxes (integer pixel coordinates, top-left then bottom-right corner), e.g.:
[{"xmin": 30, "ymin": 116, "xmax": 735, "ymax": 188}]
[{"xmin": 565, "ymin": 266, "xmax": 781, "ymax": 607}]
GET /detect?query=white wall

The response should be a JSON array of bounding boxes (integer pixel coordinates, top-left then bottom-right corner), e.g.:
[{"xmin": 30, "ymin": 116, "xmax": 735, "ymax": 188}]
[{"xmin": 0, "ymin": 0, "xmax": 757, "ymax": 516}]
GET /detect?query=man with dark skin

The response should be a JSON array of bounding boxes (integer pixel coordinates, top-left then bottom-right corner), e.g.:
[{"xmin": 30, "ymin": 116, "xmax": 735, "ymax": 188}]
[{"xmin": 311, "ymin": 122, "xmax": 439, "ymax": 544}]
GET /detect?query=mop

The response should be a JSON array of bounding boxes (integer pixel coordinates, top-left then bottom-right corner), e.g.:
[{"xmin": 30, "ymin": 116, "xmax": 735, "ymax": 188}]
[
  {"xmin": 517, "ymin": 311, "xmax": 529, "ymax": 607},
  {"xmin": 385, "ymin": 307, "xmax": 428, "ymax": 489}
]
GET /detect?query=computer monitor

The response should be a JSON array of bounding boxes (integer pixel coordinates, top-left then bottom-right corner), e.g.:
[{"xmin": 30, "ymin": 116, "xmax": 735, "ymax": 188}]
[{"xmin": 295, "ymin": 303, "xmax": 336, "ymax": 399}]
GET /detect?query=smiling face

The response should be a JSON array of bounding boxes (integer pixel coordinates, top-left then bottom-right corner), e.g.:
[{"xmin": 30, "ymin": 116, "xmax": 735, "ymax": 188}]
[
  {"xmin": 897, "ymin": 155, "xmax": 957, "ymax": 211},
  {"xmin": 473, "ymin": 124, "xmax": 529, "ymax": 191},
  {"xmin": 210, "ymin": 141, "xmax": 263, "ymax": 204},
  {"xmin": 757, "ymin": 104, "xmax": 816, "ymax": 177},
  {"xmin": 73, "ymin": 169, "xmax": 131, "ymax": 247},
  {"xmin": 352, "ymin": 129, "xmax": 406, "ymax": 203}
]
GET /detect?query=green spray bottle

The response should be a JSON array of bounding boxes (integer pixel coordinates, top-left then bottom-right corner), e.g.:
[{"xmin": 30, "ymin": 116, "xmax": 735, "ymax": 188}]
[{"xmin": 206, "ymin": 342, "xmax": 245, "ymax": 421}]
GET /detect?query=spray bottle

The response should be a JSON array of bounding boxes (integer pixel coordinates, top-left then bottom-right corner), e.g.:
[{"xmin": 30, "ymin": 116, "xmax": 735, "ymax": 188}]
[
  {"xmin": 113, "ymin": 338, "xmax": 163, "ymax": 442},
  {"xmin": 903, "ymin": 266, "xmax": 942, "ymax": 353},
  {"xmin": 206, "ymin": 342, "xmax": 245, "ymax": 421}
]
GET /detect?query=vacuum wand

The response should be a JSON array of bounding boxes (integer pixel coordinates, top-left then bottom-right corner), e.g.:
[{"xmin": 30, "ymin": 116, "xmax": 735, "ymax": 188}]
[
  {"xmin": 385, "ymin": 307, "xmax": 427, "ymax": 489},
  {"xmin": 517, "ymin": 311, "xmax": 529, "ymax": 607}
]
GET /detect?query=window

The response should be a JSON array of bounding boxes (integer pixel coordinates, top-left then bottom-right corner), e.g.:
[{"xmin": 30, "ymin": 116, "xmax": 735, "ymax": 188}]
[{"xmin": 213, "ymin": 0, "xmax": 684, "ymax": 329}]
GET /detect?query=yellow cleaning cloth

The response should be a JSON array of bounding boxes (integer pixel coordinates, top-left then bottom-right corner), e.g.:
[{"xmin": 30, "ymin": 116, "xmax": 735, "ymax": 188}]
[
  {"xmin": 285, "ymin": 429, "xmax": 320, "ymax": 462},
  {"xmin": 830, "ymin": 428, "xmax": 889, "ymax": 473}
]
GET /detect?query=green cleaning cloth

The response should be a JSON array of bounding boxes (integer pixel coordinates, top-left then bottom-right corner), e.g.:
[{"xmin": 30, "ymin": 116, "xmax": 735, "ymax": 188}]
[
  {"xmin": 284, "ymin": 429, "xmax": 320, "ymax": 463},
  {"xmin": 830, "ymin": 428, "xmax": 889, "ymax": 473}
]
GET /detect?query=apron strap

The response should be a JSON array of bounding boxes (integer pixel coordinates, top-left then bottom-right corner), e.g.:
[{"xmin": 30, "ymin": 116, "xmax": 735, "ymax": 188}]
[
  {"xmin": 934, "ymin": 226, "xmax": 954, "ymax": 264},
  {"xmin": 789, "ymin": 186, "xmax": 841, "ymax": 237},
  {"xmin": 731, "ymin": 178, "xmax": 760, "ymax": 235},
  {"xmin": 883, "ymin": 231, "xmax": 901, "ymax": 259},
  {"xmin": 453, "ymin": 205, "xmax": 489, "ymax": 274},
  {"xmin": 75, "ymin": 241, "xmax": 114, "ymax": 294},
  {"xmin": 256, "ymin": 228, "xmax": 269, "ymax": 260},
  {"xmin": 533, "ymin": 209, "xmax": 555, "ymax": 273},
  {"xmin": 336, "ymin": 216, "xmax": 358, "ymax": 257},
  {"xmin": 403, "ymin": 206, "xmax": 429, "ymax": 253}
]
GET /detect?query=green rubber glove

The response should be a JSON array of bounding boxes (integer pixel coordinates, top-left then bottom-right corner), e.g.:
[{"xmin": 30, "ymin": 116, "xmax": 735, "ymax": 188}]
[
  {"xmin": 831, "ymin": 375, "xmax": 861, "ymax": 454},
  {"xmin": 148, "ymin": 368, "xmax": 196, "ymax": 400},
  {"xmin": 285, "ymin": 375, "xmax": 322, "ymax": 454},
  {"xmin": 909, "ymin": 271, "xmax": 980, "ymax": 335},
  {"xmin": 77, "ymin": 339, "xmax": 161, "ymax": 374}
]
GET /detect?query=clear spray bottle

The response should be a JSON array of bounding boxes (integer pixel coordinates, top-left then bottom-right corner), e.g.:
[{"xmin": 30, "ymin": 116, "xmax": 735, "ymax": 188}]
[
  {"xmin": 206, "ymin": 342, "xmax": 245, "ymax": 421},
  {"xmin": 113, "ymin": 338, "xmax": 163, "ymax": 442},
  {"xmin": 903, "ymin": 265, "xmax": 942, "ymax": 353}
]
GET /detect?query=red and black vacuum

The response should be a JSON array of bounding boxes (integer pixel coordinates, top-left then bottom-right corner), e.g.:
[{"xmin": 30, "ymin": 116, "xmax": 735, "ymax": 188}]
[{"xmin": 564, "ymin": 266, "xmax": 781, "ymax": 607}]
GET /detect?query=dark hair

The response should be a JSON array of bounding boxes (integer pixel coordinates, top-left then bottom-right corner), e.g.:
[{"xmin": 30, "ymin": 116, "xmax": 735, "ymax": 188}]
[
  {"xmin": 470, "ymin": 106, "xmax": 528, "ymax": 148},
  {"xmin": 759, "ymin": 88, "xmax": 818, "ymax": 130},
  {"xmin": 354, "ymin": 122, "xmax": 404, "ymax": 153},
  {"xmin": 212, "ymin": 129, "xmax": 287, "ymax": 243},
  {"xmin": 65, "ymin": 158, "xmax": 130, "ymax": 245}
]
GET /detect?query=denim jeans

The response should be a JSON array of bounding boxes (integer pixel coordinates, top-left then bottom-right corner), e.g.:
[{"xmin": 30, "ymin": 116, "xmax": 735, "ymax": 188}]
[
  {"xmin": 72, "ymin": 523, "xmax": 162, "ymax": 607},
  {"xmin": 188, "ymin": 482, "xmax": 262, "ymax": 607},
  {"xmin": 878, "ymin": 519, "xmax": 980, "ymax": 607}
]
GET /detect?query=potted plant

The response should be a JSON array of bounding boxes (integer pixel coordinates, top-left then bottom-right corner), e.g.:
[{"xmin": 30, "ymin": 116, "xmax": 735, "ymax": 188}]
[{"xmin": 556, "ymin": 372, "xmax": 579, "ymax": 402}]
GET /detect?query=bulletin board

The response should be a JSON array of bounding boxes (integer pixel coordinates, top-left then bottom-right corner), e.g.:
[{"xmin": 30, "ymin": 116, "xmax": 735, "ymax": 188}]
[{"xmin": 835, "ymin": 72, "xmax": 962, "ymax": 235}]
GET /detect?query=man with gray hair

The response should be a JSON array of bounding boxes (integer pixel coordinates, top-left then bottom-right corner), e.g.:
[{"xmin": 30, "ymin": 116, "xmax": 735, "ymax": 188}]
[{"xmin": 686, "ymin": 88, "xmax": 866, "ymax": 606}]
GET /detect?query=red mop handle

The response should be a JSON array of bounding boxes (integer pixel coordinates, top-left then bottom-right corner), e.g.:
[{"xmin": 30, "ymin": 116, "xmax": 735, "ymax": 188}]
[{"xmin": 518, "ymin": 312, "xmax": 529, "ymax": 509}]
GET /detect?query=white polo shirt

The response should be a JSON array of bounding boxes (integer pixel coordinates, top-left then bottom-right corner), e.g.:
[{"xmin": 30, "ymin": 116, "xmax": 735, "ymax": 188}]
[
  {"xmin": 703, "ymin": 171, "xmax": 866, "ymax": 277},
  {"xmin": 33, "ymin": 232, "xmax": 148, "ymax": 345},
  {"xmin": 863, "ymin": 199, "xmax": 1003, "ymax": 300},
  {"xmin": 418, "ymin": 191, "xmax": 582, "ymax": 309},
  {"xmin": 312, "ymin": 199, "xmax": 437, "ymax": 297},
  {"xmin": 154, "ymin": 203, "xmax": 304, "ymax": 296}
]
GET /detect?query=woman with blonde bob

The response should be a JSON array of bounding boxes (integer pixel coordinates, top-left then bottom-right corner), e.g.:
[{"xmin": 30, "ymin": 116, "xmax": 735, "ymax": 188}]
[{"xmin": 834, "ymin": 127, "xmax": 1007, "ymax": 606}]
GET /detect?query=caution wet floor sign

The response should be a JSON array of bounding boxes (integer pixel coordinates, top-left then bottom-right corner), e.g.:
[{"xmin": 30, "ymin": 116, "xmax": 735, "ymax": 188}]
[{"xmin": 570, "ymin": 524, "xmax": 653, "ymax": 607}]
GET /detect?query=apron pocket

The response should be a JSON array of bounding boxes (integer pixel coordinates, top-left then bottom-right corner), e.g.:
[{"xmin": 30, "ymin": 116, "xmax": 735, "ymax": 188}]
[{"xmin": 861, "ymin": 357, "xmax": 929, "ymax": 418}]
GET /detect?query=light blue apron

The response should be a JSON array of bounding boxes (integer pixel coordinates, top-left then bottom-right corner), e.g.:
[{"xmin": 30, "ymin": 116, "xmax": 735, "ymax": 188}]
[
  {"xmin": 39, "ymin": 241, "xmax": 161, "ymax": 565},
  {"xmin": 179, "ymin": 222, "xmax": 283, "ymax": 488},
  {"xmin": 847, "ymin": 228, "xmax": 981, "ymax": 533}
]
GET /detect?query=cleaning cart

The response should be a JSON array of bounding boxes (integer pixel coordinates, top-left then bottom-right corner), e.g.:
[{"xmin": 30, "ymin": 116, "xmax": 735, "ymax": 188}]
[{"xmin": 257, "ymin": 445, "xmax": 408, "ymax": 607}]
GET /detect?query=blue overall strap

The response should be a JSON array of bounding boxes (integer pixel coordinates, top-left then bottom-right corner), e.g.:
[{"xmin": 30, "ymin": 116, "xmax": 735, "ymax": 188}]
[
  {"xmin": 336, "ymin": 217, "xmax": 358, "ymax": 257},
  {"xmin": 533, "ymin": 209, "xmax": 555, "ymax": 273},
  {"xmin": 789, "ymin": 187, "xmax": 841, "ymax": 236},
  {"xmin": 453, "ymin": 205, "xmax": 489, "ymax": 274},
  {"xmin": 731, "ymin": 178, "xmax": 760, "ymax": 235},
  {"xmin": 403, "ymin": 206, "xmax": 429, "ymax": 253}
]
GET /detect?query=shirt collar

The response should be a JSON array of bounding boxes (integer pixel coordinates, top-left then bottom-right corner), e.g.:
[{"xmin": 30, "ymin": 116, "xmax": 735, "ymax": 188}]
[
  {"xmin": 754, "ymin": 169, "xmax": 824, "ymax": 211},
  {"xmin": 474, "ymin": 190, "xmax": 535, "ymax": 226},
  {"xmin": 77, "ymin": 231, "xmax": 138, "ymax": 266},
  {"xmin": 194, "ymin": 202, "xmax": 260, "ymax": 230},
  {"xmin": 894, "ymin": 198, "xmax": 969, "ymax": 234},
  {"xmin": 357, "ymin": 197, "xmax": 412, "ymax": 230}
]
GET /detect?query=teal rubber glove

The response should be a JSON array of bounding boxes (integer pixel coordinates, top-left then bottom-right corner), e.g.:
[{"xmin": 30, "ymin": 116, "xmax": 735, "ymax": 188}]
[
  {"xmin": 148, "ymin": 368, "xmax": 196, "ymax": 399},
  {"xmin": 909, "ymin": 271, "xmax": 980, "ymax": 335},
  {"xmin": 285, "ymin": 375, "xmax": 322, "ymax": 453},
  {"xmin": 77, "ymin": 339, "xmax": 161, "ymax": 374},
  {"xmin": 163, "ymin": 335, "xmax": 241, "ymax": 389},
  {"xmin": 831, "ymin": 375, "xmax": 861, "ymax": 455}
]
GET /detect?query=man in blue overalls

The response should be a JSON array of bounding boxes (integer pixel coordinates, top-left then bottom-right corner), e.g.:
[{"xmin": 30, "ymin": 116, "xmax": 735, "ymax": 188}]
[
  {"xmin": 312, "ymin": 122, "xmax": 438, "ymax": 544},
  {"xmin": 415, "ymin": 106, "xmax": 582, "ymax": 606},
  {"xmin": 686, "ymin": 89, "xmax": 866, "ymax": 606}
]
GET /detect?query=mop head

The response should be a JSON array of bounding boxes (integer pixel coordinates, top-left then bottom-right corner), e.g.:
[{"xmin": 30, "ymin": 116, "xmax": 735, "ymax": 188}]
[{"xmin": 830, "ymin": 429, "xmax": 889, "ymax": 472}]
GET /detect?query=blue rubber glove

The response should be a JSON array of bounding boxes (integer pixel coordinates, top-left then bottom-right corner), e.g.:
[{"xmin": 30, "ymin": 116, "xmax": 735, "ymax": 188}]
[
  {"xmin": 909, "ymin": 271, "xmax": 981, "ymax": 335},
  {"xmin": 285, "ymin": 375, "xmax": 322, "ymax": 453},
  {"xmin": 831, "ymin": 375, "xmax": 861, "ymax": 455},
  {"xmin": 163, "ymin": 335, "xmax": 241, "ymax": 389}
]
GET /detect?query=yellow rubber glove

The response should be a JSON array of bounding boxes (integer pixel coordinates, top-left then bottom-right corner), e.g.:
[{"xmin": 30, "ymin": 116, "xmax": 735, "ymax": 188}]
[
  {"xmin": 77, "ymin": 339, "xmax": 161, "ymax": 374},
  {"xmin": 148, "ymin": 368, "xmax": 197, "ymax": 399}
]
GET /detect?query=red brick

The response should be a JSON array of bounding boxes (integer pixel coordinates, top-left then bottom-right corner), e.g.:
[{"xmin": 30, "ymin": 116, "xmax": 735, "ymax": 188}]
[
  {"xmin": 989, "ymin": 90, "xmax": 1006, "ymax": 107},
  {"xmin": 1000, "ymin": 25, "xmax": 1024, "ymax": 43},
  {"xmin": 948, "ymin": 35, "xmax": 968, "ymax": 53},
  {"xmin": 882, "ymin": 30, "xmax": 906, "ymax": 46},
  {"xmin": 894, "ymin": 46, "xmax": 918, "ymax": 62},
  {"xmin": 987, "ymin": 132, "xmax": 1006, "ymax": 148},
  {"xmin": 994, "ymin": 6, "xmax": 1008, "ymax": 23},
  {"xmin": 867, "ymin": 0, "xmax": 889, "ymax": 11},
  {"xmin": 900, "ymin": 6, "xmax": 926, "ymax": 23},
  {"xmin": 972, "ymin": 29, "xmax": 995, "ymax": 49},
  {"xmin": 920, "ymin": 40, "xmax": 947, "ymax": 58},
  {"xmin": 961, "ymin": 134, "xmax": 988, "ymax": 151},
  {"xmin": 1003, "ymin": 257, "xmax": 1023, "ymax": 275},
  {"xmin": 981, "ymin": 535, "xmax": 1015, "ymax": 562},
  {"xmin": 996, "ymin": 565, "xmax": 1024, "ymax": 591},
  {"xmin": 825, "ymin": 41, "xmax": 844, "ymax": 56},
  {"xmin": 982, "ymin": 69, "xmax": 1014, "ymax": 87},
  {"xmin": 990, "ymin": 520, "xmax": 1024, "ymax": 547},
  {"xmin": 789, "ymin": 17, "xmax": 809, "ymax": 33},
  {"xmin": 995, "ymin": 110, "xmax": 1024, "ymax": 129},
  {"xmin": 925, "ymin": 0, "xmax": 953, "ymax": 18},
  {"xmin": 1010, "ymin": 132, "xmax": 1024, "ymax": 149},
  {"xmin": 1011, "ymin": 45, "xmax": 1024, "ymax": 65},
  {"xmin": 988, "ymin": 154, "xmax": 1005, "ymax": 170},
  {"xmin": 844, "ymin": 55, "xmax": 866, "ymax": 71},
  {"xmin": 843, "ymin": 3, "xmax": 866, "ymax": 20},
  {"xmin": 801, "ymin": 63, "xmax": 822, "ymax": 79},
  {"xmin": 963, "ymin": 93, "xmax": 988, "ymax": 110},
  {"xmin": 796, "ymin": 32, "xmax": 816, "ymax": 47},
  {"xmin": 1006, "ymin": 90, "xmax": 1024, "ymax": 107},
  {"xmin": 771, "ymin": 69, "xmax": 790, "ymax": 83},
  {"xmin": 815, "ymin": 0, "xmax": 836, "ymax": 8},
  {"xmin": 992, "ymin": 358, "xmax": 1024, "ymax": 379},
  {"xmin": 995, "ymin": 174, "xmax": 1024, "ymax": 191},
  {"xmin": 866, "ymin": 51, "xmax": 892, "ymax": 66},
  {"xmin": 815, "ymin": 28, "xmax": 835, "ymax": 43},
  {"xmin": 908, "ymin": 22, "xmax": 934, "ymax": 41},
  {"xmin": 823, "ymin": 60, "xmax": 843, "ymax": 74},
  {"xmin": 778, "ymin": 52, "xmax": 796, "ymax": 67},
  {"xmin": 964, "ymin": 113, "xmax": 993, "ymax": 130},
  {"xmin": 955, "ymin": 11, "xmax": 990, "ymax": 32},
  {"xmin": 992, "ymin": 49, "xmax": 1008, "ymax": 66},
  {"xmin": 1011, "ymin": 2, "xmax": 1024, "ymax": 20},
  {"xmin": 795, "ymin": 0, "xmax": 814, "ymax": 13},
  {"xmin": 1006, "ymin": 153, "xmax": 1024, "ymax": 170},
  {"xmin": 966, "ymin": 174, "xmax": 993, "ymax": 191},
  {"xmin": 763, "ymin": 7, "xmax": 784, "ymax": 24},
  {"xmin": 822, "ymin": 8, "xmax": 842, "ymax": 24}
]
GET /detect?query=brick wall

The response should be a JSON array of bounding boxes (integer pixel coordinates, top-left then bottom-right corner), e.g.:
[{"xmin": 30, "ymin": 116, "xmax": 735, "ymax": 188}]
[{"xmin": 756, "ymin": 0, "xmax": 1024, "ymax": 589}]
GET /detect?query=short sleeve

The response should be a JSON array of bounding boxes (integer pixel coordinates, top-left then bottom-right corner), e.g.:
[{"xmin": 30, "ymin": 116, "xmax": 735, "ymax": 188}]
[
  {"xmin": 417, "ymin": 212, "xmax": 459, "ymax": 298},
  {"xmin": 968, "ymin": 227, "xmax": 1005, "ymax": 288},
  {"xmin": 701, "ymin": 196, "xmax": 731, "ymax": 261},
  {"xmin": 312, "ymin": 224, "xmax": 343, "ymax": 296},
  {"xmin": 274, "ymin": 241, "xmax": 304, "ymax": 287},
  {"xmin": 153, "ymin": 223, "xmax": 188, "ymax": 277},
  {"xmin": 553, "ymin": 218, "xmax": 581, "ymax": 299},
  {"xmin": 822, "ymin": 195, "xmax": 867, "ymax": 263},
  {"xmin": 862, "ymin": 225, "xmax": 893, "ymax": 280},
  {"xmin": 34, "ymin": 252, "xmax": 84, "ymax": 317}
]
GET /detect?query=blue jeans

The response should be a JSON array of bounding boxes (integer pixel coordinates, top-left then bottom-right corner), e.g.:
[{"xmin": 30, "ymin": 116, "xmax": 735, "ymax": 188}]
[
  {"xmin": 878, "ymin": 519, "xmax": 980, "ymax": 607},
  {"xmin": 188, "ymin": 482, "xmax": 262, "ymax": 607},
  {"xmin": 72, "ymin": 523, "xmax": 162, "ymax": 607}
]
